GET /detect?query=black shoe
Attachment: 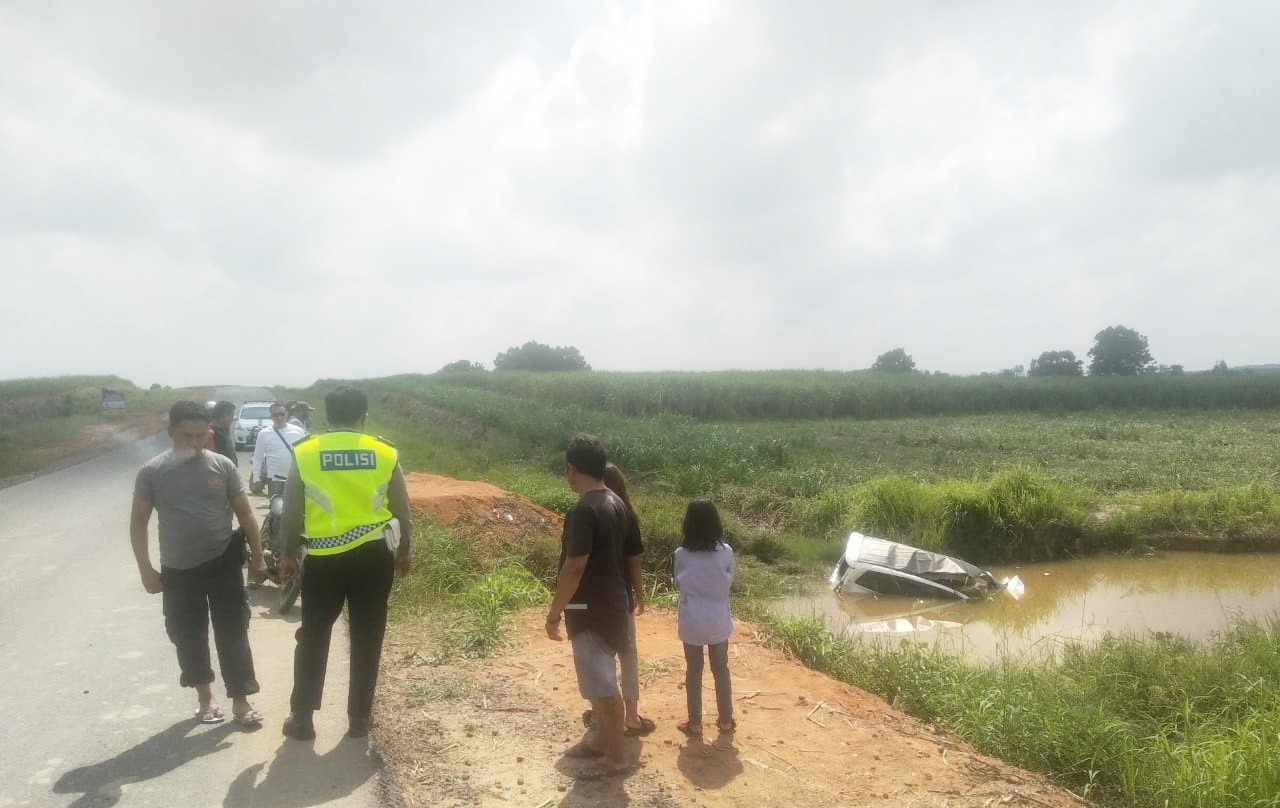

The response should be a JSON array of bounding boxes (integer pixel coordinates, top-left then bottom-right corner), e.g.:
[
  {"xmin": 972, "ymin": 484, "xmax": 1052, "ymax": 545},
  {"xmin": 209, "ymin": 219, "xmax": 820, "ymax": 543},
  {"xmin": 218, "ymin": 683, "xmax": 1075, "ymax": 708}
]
[
  {"xmin": 282, "ymin": 713, "xmax": 315, "ymax": 740},
  {"xmin": 347, "ymin": 715, "xmax": 371, "ymax": 738}
]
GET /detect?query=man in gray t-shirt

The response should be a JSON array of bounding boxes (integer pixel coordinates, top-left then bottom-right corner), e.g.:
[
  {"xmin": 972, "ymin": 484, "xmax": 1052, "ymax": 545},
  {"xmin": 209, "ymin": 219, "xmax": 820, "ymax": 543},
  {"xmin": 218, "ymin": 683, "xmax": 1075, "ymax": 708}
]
[{"xmin": 130, "ymin": 401, "xmax": 268, "ymax": 725}]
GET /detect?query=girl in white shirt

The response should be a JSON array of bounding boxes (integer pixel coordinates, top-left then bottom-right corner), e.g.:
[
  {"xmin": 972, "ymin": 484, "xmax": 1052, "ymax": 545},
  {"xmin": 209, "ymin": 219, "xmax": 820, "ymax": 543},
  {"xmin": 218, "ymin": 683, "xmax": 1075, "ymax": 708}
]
[{"xmin": 674, "ymin": 500, "xmax": 735, "ymax": 737}]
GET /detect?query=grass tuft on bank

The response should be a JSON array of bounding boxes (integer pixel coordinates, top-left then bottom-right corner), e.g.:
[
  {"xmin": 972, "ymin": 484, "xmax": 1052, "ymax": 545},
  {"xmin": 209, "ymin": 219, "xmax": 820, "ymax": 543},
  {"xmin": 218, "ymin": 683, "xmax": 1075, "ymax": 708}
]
[
  {"xmin": 763, "ymin": 613, "xmax": 1280, "ymax": 808},
  {"xmin": 388, "ymin": 523, "xmax": 550, "ymax": 661}
]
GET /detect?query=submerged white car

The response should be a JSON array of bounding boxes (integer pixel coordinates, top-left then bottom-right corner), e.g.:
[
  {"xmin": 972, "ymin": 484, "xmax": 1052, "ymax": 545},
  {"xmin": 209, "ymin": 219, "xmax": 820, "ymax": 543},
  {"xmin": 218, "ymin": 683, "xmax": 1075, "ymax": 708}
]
[
  {"xmin": 831, "ymin": 532, "xmax": 1024, "ymax": 601},
  {"xmin": 233, "ymin": 400, "xmax": 277, "ymax": 450}
]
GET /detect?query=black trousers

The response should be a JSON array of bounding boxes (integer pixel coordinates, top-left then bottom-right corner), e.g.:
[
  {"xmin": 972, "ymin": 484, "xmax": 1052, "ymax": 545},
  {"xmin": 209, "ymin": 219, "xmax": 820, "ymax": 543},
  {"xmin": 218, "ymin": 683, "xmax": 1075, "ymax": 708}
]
[
  {"xmin": 161, "ymin": 539, "xmax": 260, "ymax": 697},
  {"xmin": 290, "ymin": 539, "xmax": 395, "ymax": 719}
]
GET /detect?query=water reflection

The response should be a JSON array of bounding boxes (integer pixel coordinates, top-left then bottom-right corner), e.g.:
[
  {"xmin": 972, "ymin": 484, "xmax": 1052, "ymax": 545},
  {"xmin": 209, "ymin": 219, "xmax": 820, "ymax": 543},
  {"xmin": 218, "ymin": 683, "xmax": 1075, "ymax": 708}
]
[{"xmin": 776, "ymin": 552, "xmax": 1280, "ymax": 659}]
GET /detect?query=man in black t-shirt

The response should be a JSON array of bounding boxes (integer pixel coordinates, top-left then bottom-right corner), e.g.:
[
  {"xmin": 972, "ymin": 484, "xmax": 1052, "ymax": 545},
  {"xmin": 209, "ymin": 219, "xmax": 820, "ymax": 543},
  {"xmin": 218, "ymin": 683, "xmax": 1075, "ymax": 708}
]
[
  {"xmin": 206, "ymin": 401, "xmax": 238, "ymax": 465},
  {"xmin": 545, "ymin": 434, "xmax": 634, "ymax": 778}
]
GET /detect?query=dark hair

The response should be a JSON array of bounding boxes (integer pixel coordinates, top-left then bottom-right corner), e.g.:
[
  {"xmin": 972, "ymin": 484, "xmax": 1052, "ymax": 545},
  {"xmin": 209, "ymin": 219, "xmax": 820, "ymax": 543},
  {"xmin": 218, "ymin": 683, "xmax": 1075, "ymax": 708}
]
[
  {"xmin": 602, "ymin": 462, "xmax": 637, "ymax": 521},
  {"xmin": 325, "ymin": 386, "xmax": 368, "ymax": 426},
  {"xmin": 169, "ymin": 400, "xmax": 210, "ymax": 427},
  {"xmin": 565, "ymin": 433, "xmax": 607, "ymax": 480},
  {"xmin": 212, "ymin": 400, "xmax": 236, "ymax": 418},
  {"xmin": 681, "ymin": 500, "xmax": 723, "ymax": 552}
]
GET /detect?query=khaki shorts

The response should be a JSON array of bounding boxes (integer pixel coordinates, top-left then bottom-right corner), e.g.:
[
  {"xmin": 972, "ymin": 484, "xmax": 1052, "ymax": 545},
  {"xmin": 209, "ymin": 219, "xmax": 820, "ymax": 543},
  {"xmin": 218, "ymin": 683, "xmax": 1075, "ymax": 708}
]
[{"xmin": 570, "ymin": 630, "xmax": 620, "ymax": 700}]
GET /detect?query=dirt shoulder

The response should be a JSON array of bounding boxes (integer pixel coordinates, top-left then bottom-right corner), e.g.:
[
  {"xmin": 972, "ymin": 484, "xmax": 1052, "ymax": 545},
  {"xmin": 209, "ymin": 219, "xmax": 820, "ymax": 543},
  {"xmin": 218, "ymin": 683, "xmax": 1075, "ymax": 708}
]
[
  {"xmin": 375, "ymin": 610, "xmax": 1091, "ymax": 808},
  {"xmin": 372, "ymin": 474, "xmax": 1093, "ymax": 808}
]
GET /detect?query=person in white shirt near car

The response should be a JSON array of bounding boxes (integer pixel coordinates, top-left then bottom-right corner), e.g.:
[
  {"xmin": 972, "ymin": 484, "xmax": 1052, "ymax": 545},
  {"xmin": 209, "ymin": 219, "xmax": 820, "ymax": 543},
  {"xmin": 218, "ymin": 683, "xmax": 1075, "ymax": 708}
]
[{"xmin": 250, "ymin": 402, "xmax": 306, "ymax": 495}]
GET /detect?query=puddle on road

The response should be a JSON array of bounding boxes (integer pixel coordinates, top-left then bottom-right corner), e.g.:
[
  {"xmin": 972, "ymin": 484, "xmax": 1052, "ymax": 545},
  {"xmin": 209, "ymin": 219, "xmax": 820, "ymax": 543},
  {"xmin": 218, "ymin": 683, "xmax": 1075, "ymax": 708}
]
[{"xmin": 774, "ymin": 551, "xmax": 1280, "ymax": 659}]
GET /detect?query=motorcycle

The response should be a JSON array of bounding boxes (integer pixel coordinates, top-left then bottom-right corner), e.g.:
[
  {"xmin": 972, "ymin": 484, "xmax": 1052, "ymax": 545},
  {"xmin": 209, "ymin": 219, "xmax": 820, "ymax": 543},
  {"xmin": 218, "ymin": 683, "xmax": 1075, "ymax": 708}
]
[{"xmin": 260, "ymin": 476, "xmax": 303, "ymax": 613}]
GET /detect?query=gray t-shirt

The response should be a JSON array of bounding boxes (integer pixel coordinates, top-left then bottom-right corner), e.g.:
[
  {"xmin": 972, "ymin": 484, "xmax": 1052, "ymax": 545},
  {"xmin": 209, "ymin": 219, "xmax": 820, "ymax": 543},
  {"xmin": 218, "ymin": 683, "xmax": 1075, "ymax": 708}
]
[{"xmin": 134, "ymin": 449, "xmax": 243, "ymax": 570}]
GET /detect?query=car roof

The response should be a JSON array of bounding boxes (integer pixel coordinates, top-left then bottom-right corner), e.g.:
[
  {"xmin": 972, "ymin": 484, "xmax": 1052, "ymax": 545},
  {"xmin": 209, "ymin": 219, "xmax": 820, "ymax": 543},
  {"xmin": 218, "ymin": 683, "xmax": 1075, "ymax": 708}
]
[{"xmin": 239, "ymin": 400, "xmax": 277, "ymax": 408}]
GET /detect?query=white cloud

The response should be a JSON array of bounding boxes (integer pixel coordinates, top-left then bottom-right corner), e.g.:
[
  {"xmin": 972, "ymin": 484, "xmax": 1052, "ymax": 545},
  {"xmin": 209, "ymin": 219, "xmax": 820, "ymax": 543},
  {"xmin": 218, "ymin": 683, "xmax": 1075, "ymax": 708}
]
[{"xmin": 2, "ymin": 0, "xmax": 1278, "ymax": 386}]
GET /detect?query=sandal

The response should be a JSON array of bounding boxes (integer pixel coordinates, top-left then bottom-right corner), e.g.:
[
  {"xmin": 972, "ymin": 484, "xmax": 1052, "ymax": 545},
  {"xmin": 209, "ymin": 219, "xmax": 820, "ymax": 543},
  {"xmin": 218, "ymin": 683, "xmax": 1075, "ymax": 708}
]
[
  {"xmin": 195, "ymin": 705, "xmax": 225, "ymax": 724},
  {"xmin": 624, "ymin": 717, "xmax": 656, "ymax": 736},
  {"xmin": 233, "ymin": 709, "xmax": 264, "ymax": 727},
  {"xmin": 676, "ymin": 720, "xmax": 702, "ymax": 738}
]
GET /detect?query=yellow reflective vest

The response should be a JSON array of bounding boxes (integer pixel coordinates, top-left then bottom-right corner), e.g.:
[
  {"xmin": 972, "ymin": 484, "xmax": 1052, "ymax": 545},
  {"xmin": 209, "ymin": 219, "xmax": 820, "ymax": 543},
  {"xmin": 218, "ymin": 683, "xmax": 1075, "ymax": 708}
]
[{"xmin": 294, "ymin": 430, "xmax": 398, "ymax": 556}]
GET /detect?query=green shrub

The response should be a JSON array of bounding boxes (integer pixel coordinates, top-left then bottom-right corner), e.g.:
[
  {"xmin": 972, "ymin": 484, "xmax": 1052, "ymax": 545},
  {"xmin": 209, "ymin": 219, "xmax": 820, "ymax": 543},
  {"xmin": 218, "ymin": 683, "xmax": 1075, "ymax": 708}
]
[
  {"xmin": 788, "ymin": 484, "xmax": 857, "ymax": 536},
  {"xmin": 849, "ymin": 476, "xmax": 946, "ymax": 549},
  {"xmin": 941, "ymin": 469, "xmax": 1087, "ymax": 563},
  {"xmin": 1115, "ymin": 484, "xmax": 1280, "ymax": 542}
]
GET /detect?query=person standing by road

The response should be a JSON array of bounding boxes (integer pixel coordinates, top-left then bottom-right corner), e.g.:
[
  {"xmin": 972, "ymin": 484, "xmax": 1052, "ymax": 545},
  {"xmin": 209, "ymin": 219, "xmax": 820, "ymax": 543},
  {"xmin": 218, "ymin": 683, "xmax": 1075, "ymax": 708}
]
[
  {"xmin": 545, "ymin": 434, "xmax": 635, "ymax": 779},
  {"xmin": 129, "ymin": 400, "xmax": 268, "ymax": 726},
  {"xmin": 674, "ymin": 500, "xmax": 736, "ymax": 738},
  {"xmin": 279, "ymin": 386, "xmax": 413, "ymax": 740},
  {"xmin": 205, "ymin": 400, "xmax": 238, "ymax": 465},
  {"xmin": 288, "ymin": 401, "xmax": 314, "ymax": 434},
  {"xmin": 249, "ymin": 402, "xmax": 305, "ymax": 495},
  {"xmin": 601, "ymin": 463, "xmax": 653, "ymax": 737}
]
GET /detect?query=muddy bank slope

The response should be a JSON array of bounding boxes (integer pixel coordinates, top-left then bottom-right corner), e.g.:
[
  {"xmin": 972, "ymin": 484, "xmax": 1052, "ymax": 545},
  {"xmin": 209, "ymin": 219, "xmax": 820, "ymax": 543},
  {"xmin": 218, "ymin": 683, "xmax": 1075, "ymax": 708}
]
[{"xmin": 371, "ymin": 474, "xmax": 1091, "ymax": 807}]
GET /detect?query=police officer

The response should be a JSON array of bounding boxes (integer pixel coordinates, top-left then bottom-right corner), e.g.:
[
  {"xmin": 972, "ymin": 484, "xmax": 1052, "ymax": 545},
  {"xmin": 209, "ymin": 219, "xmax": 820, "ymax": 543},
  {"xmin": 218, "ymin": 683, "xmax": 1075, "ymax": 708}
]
[{"xmin": 279, "ymin": 386, "xmax": 413, "ymax": 740}]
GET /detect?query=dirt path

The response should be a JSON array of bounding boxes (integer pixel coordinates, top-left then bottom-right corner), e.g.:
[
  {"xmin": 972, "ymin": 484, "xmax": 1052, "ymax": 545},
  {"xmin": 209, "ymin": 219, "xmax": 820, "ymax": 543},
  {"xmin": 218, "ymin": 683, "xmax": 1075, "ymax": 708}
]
[{"xmin": 371, "ymin": 474, "xmax": 1093, "ymax": 807}]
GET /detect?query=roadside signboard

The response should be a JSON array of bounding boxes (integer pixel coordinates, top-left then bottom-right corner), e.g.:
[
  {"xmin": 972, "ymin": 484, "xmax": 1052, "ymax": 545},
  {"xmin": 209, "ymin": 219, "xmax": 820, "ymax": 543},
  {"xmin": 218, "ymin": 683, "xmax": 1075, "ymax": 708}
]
[{"xmin": 101, "ymin": 388, "xmax": 126, "ymax": 411}]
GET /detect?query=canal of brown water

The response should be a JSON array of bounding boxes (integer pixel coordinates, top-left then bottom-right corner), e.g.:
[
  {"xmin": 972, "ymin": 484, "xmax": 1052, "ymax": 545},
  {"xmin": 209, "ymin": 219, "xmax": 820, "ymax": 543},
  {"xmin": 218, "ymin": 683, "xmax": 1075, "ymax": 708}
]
[{"xmin": 773, "ymin": 551, "xmax": 1280, "ymax": 659}]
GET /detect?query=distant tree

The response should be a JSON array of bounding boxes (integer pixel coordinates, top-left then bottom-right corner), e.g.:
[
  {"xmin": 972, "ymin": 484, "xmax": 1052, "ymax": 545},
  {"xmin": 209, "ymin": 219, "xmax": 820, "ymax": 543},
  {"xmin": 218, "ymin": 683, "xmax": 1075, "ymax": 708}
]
[
  {"xmin": 494, "ymin": 341, "xmax": 591, "ymax": 372},
  {"xmin": 1028, "ymin": 350, "xmax": 1083, "ymax": 377},
  {"xmin": 871, "ymin": 348, "xmax": 916, "ymax": 373},
  {"xmin": 439, "ymin": 360, "xmax": 486, "ymax": 373},
  {"xmin": 1087, "ymin": 326, "xmax": 1154, "ymax": 376},
  {"xmin": 996, "ymin": 365, "xmax": 1026, "ymax": 378},
  {"xmin": 149, "ymin": 383, "xmax": 161, "ymax": 391},
  {"xmin": 1211, "ymin": 360, "xmax": 1231, "ymax": 376}
]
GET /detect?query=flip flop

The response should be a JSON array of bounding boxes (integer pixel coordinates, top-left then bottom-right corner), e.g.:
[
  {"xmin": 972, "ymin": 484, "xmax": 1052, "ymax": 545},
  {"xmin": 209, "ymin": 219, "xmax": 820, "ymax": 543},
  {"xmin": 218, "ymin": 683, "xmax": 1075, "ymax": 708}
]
[
  {"xmin": 624, "ymin": 717, "xmax": 656, "ymax": 736},
  {"xmin": 233, "ymin": 709, "xmax": 264, "ymax": 727},
  {"xmin": 564, "ymin": 742, "xmax": 604, "ymax": 759},
  {"xmin": 574, "ymin": 762, "xmax": 638, "ymax": 781},
  {"xmin": 195, "ymin": 706, "xmax": 225, "ymax": 724}
]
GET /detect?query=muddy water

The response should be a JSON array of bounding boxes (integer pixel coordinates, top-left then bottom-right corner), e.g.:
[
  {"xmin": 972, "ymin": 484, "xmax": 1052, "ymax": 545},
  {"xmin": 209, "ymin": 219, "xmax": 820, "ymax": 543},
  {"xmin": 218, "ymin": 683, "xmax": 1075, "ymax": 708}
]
[{"xmin": 774, "ymin": 552, "xmax": 1280, "ymax": 659}]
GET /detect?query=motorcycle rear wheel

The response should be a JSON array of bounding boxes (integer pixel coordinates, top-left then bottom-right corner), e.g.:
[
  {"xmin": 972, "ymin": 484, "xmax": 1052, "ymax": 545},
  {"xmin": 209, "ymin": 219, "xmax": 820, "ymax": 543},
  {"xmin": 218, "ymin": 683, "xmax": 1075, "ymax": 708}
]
[{"xmin": 278, "ymin": 575, "xmax": 301, "ymax": 613}]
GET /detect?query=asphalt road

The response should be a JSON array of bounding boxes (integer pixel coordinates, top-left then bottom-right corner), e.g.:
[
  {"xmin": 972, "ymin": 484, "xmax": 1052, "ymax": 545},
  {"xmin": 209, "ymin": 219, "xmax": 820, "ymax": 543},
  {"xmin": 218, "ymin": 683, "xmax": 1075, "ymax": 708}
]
[{"xmin": 0, "ymin": 388, "xmax": 394, "ymax": 808}]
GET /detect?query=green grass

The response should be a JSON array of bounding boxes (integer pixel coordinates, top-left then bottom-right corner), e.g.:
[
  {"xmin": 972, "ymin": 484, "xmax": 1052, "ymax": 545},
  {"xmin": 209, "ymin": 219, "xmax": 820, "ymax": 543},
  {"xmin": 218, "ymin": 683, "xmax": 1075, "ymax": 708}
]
[
  {"xmin": 0, "ymin": 376, "xmax": 198, "ymax": 479},
  {"xmin": 388, "ymin": 524, "xmax": 550, "ymax": 661},
  {"xmin": 279, "ymin": 373, "xmax": 1280, "ymax": 559},
  {"xmin": 295, "ymin": 369, "xmax": 1280, "ymax": 807},
  {"xmin": 763, "ymin": 613, "xmax": 1280, "ymax": 807},
  {"xmin": 416, "ymin": 369, "xmax": 1280, "ymax": 419},
  {"xmin": 0, "ymin": 374, "xmax": 136, "ymax": 401},
  {"xmin": 1112, "ymin": 484, "xmax": 1280, "ymax": 544}
]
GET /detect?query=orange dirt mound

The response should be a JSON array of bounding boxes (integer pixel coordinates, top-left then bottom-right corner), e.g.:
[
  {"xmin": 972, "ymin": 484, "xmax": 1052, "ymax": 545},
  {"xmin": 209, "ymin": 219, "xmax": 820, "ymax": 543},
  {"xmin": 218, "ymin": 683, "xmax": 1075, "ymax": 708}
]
[{"xmin": 404, "ymin": 472, "xmax": 562, "ymax": 566}]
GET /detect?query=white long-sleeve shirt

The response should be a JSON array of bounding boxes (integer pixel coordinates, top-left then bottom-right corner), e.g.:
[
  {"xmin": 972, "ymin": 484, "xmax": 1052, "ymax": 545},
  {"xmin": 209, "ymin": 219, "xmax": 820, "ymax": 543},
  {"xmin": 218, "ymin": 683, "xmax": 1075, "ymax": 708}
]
[
  {"xmin": 674, "ymin": 543, "xmax": 735, "ymax": 646},
  {"xmin": 250, "ymin": 422, "xmax": 305, "ymax": 482}
]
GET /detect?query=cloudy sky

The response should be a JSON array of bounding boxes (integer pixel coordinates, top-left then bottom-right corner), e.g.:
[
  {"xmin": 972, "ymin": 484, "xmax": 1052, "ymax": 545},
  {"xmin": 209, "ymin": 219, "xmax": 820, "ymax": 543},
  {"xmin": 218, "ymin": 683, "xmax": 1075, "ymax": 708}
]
[{"xmin": 2, "ymin": 1, "xmax": 1277, "ymax": 387}]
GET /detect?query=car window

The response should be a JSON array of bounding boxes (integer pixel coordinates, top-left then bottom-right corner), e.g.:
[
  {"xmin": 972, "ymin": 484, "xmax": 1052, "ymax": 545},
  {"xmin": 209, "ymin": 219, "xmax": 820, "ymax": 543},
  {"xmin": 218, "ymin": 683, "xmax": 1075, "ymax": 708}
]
[{"xmin": 239, "ymin": 406, "xmax": 272, "ymax": 420}]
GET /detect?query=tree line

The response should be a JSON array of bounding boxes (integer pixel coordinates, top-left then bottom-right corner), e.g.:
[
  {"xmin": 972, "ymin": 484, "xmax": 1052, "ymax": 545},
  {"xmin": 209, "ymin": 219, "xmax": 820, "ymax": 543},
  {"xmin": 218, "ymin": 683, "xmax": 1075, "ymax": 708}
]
[{"xmin": 441, "ymin": 326, "xmax": 1250, "ymax": 376}]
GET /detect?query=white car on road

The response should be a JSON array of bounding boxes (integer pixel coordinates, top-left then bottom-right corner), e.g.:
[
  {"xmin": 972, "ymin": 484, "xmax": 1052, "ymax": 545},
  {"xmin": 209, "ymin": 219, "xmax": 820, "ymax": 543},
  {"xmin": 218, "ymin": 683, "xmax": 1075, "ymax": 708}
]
[{"xmin": 234, "ymin": 400, "xmax": 277, "ymax": 450}]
